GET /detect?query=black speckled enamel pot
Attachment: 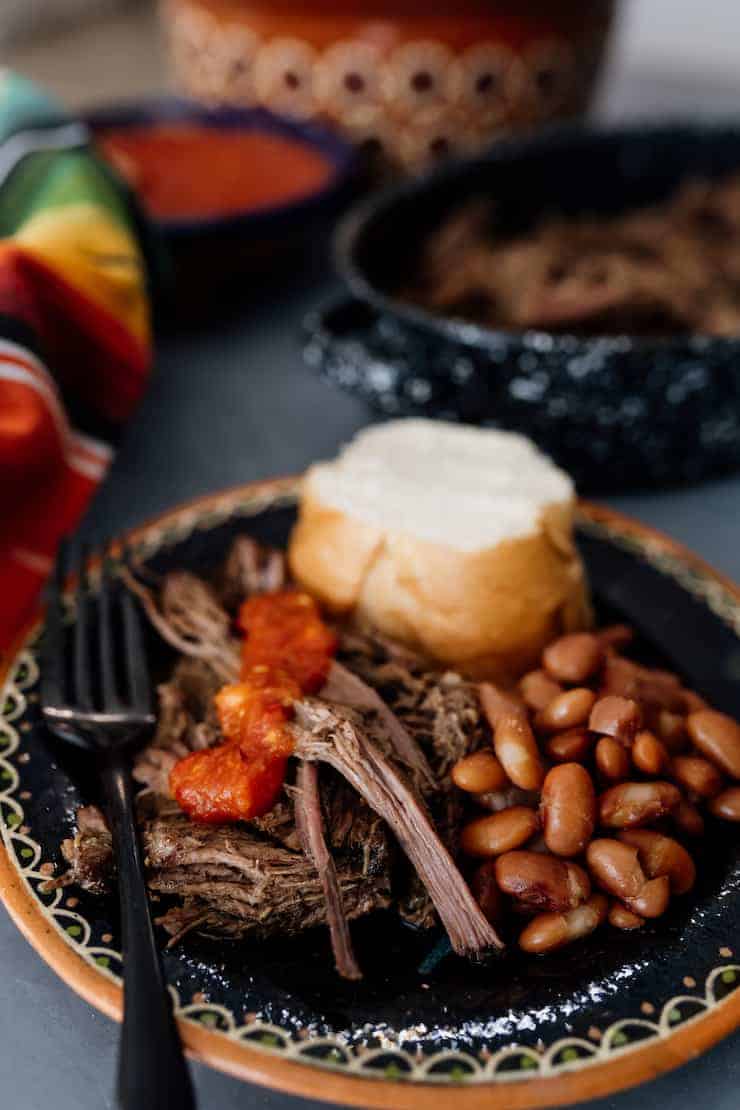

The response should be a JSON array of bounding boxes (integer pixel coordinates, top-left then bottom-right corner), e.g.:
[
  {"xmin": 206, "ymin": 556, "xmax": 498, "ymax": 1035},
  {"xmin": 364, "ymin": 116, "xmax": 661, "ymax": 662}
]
[{"xmin": 306, "ymin": 124, "xmax": 740, "ymax": 492}]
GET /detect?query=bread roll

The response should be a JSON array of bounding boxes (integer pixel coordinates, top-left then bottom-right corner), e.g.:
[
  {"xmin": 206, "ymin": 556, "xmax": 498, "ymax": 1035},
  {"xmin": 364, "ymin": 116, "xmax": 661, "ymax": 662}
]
[{"xmin": 288, "ymin": 420, "xmax": 591, "ymax": 683}]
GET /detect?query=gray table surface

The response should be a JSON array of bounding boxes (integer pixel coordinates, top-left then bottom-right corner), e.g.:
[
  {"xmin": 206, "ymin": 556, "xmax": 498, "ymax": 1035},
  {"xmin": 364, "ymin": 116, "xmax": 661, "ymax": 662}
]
[{"xmin": 5, "ymin": 52, "xmax": 740, "ymax": 1110}]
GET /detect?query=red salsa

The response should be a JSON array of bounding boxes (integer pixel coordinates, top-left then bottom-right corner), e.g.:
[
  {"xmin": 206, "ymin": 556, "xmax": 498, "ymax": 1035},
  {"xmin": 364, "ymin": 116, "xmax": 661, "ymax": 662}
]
[
  {"xmin": 97, "ymin": 123, "xmax": 333, "ymax": 220},
  {"xmin": 170, "ymin": 590, "xmax": 337, "ymax": 824}
]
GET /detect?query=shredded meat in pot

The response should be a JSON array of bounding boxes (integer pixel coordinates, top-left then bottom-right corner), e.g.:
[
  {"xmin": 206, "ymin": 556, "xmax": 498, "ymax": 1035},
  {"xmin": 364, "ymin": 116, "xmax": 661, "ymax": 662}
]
[{"xmin": 406, "ymin": 173, "xmax": 740, "ymax": 337}]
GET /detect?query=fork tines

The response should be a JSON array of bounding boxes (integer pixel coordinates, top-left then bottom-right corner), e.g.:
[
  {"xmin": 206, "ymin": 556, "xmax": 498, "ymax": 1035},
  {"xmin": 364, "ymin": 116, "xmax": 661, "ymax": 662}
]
[{"xmin": 41, "ymin": 539, "xmax": 155, "ymax": 739}]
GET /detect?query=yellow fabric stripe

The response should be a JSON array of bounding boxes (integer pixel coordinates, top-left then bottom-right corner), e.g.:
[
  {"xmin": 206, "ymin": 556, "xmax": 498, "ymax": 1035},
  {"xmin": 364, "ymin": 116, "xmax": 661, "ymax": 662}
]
[{"xmin": 13, "ymin": 201, "xmax": 150, "ymax": 346}]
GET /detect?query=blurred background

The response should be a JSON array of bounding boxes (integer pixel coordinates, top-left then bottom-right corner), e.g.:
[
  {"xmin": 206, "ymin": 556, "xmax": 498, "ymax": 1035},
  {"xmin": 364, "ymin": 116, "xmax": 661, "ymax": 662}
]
[{"xmin": 4, "ymin": 0, "xmax": 740, "ymax": 121}]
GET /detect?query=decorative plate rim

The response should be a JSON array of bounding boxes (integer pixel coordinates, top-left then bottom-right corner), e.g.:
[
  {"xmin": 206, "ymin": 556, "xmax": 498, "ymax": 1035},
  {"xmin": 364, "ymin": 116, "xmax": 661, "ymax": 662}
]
[{"xmin": 1, "ymin": 476, "xmax": 740, "ymax": 1110}]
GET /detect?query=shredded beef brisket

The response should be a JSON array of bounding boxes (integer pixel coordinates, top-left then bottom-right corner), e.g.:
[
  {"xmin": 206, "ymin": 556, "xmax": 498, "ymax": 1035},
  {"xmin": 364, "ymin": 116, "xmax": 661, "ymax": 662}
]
[
  {"xmin": 292, "ymin": 698, "xmax": 502, "ymax": 955},
  {"xmin": 56, "ymin": 536, "xmax": 502, "ymax": 968}
]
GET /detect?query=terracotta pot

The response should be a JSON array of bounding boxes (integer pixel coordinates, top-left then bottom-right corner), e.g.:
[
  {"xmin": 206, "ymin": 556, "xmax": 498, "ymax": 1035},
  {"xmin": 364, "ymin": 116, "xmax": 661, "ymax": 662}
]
[{"xmin": 162, "ymin": 0, "xmax": 617, "ymax": 171}]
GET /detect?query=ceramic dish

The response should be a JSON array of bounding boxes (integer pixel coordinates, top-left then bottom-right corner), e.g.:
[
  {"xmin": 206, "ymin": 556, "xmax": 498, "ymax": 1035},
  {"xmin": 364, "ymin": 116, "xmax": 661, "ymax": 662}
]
[
  {"xmin": 306, "ymin": 124, "xmax": 740, "ymax": 491},
  {"xmin": 162, "ymin": 0, "xmax": 616, "ymax": 172},
  {"xmin": 85, "ymin": 98, "xmax": 357, "ymax": 309},
  {"xmin": 2, "ymin": 478, "xmax": 740, "ymax": 1107}
]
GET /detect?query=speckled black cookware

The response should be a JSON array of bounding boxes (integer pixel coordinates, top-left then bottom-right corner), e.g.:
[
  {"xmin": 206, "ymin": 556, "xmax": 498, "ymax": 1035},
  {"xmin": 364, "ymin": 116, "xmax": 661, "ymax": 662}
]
[{"xmin": 305, "ymin": 124, "xmax": 740, "ymax": 491}]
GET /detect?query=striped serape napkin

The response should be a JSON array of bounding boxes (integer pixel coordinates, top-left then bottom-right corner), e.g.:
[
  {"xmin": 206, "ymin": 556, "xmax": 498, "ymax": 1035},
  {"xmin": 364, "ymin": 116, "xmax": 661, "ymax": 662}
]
[{"xmin": 0, "ymin": 70, "xmax": 152, "ymax": 656}]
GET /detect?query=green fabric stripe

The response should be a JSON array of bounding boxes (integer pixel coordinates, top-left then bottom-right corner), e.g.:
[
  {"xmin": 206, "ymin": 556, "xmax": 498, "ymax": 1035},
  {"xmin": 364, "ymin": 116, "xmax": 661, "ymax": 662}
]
[{"xmin": 0, "ymin": 149, "xmax": 131, "ymax": 237}]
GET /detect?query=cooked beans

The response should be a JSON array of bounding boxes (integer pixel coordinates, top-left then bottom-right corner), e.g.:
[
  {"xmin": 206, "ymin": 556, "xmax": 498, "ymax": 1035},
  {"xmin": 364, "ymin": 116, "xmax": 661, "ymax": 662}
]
[
  {"xmin": 687, "ymin": 710, "xmax": 740, "ymax": 779},
  {"xmin": 608, "ymin": 901, "xmax": 644, "ymax": 930},
  {"xmin": 586, "ymin": 839, "xmax": 646, "ymax": 900},
  {"xmin": 709, "ymin": 786, "xmax": 740, "ymax": 822},
  {"xmin": 541, "ymin": 764, "xmax": 596, "ymax": 857},
  {"xmin": 480, "ymin": 684, "xmax": 545, "ymax": 791},
  {"xmin": 670, "ymin": 755, "xmax": 724, "ymax": 798},
  {"xmin": 451, "ymin": 751, "xmax": 508, "ymax": 794},
  {"xmin": 477, "ymin": 785, "xmax": 539, "ymax": 813},
  {"xmin": 460, "ymin": 807, "xmax": 539, "ymax": 858},
  {"xmin": 545, "ymin": 728, "xmax": 592, "ymax": 763},
  {"xmin": 463, "ymin": 627, "xmax": 740, "ymax": 959},
  {"xmin": 683, "ymin": 690, "xmax": 708, "ymax": 713},
  {"xmin": 632, "ymin": 731, "xmax": 670, "ymax": 776},
  {"xmin": 656, "ymin": 711, "xmax": 688, "ymax": 753},
  {"xmin": 519, "ymin": 894, "xmax": 608, "ymax": 953},
  {"xmin": 519, "ymin": 669, "xmax": 563, "ymax": 712},
  {"xmin": 600, "ymin": 781, "xmax": 681, "ymax": 828},
  {"xmin": 626, "ymin": 875, "xmax": 670, "ymax": 919},
  {"xmin": 542, "ymin": 633, "xmax": 604, "ymax": 684},
  {"xmin": 602, "ymin": 655, "xmax": 684, "ymax": 713},
  {"xmin": 618, "ymin": 829, "xmax": 696, "ymax": 895},
  {"xmin": 589, "ymin": 695, "xmax": 642, "ymax": 745},
  {"xmin": 470, "ymin": 861, "xmax": 503, "ymax": 925},
  {"xmin": 495, "ymin": 851, "xmax": 590, "ymax": 912},
  {"xmin": 672, "ymin": 797, "xmax": 705, "ymax": 838},
  {"xmin": 535, "ymin": 688, "xmax": 597, "ymax": 733},
  {"xmin": 597, "ymin": 624, "xmax": 634, "ymax": 652},
  {"xmin": 595, "ymin": 736, "xmax": 631, "ymax": 782}
]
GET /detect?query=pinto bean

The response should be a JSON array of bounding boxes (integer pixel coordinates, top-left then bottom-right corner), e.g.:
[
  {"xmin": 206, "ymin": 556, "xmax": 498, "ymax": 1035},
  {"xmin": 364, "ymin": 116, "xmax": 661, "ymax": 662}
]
[
  {"xmin": 495, "ymin": 851, "xmax": 590, "ymax": 912},
  {"xmin": 670, "ymin": 755, "xmax": 724, "ymax": 798},
  {"xmin": 709, "ymin": 786, "xmax": 740, "ymax": 822},
  {"xmin": 470, "ymin": 861, "xmax": 504, "ymax": 925},
  {"xmin": 599, "ymin": 781, "xmax": 681, "ymax": 828},
  {"xmin": 480, "ymin": 683, "xmax": 545, "ymax": 791},
  {"xmin": 535, "ymin": 688, "xmax": 597, "ymax": 733},
  {"xmin": 460, "ymin": 807, "xmax": 540, "ymax": 858},
  {"xmin": 545, "ymin": 729, "xmax": 592, "ymax": 763},
  {"xmin": 687, "ymin": 710, "xmax": 740, "ymax": 779},
  {"xmin": 595, "ymin": 736, "xmax": 631, "ymax": 782},
  {"xmin": 655, "ymin": 711, "xmax": 688, "ymax": 753},
  {"xmin": 632, "ymin": 731, "xmax": 670, "ymax": 775},
  {"xmin": 618, "ymin": 829, "xmax": 696, "ymax": 895},
  {"xmin": 672, "ymin": 797, "xmax": 705, "ymax": 838},
  {"xmin": 601, "ymin": 655, "xmax": 684, "ymax": 713},
  {"xmin": 476, "ymin": 785, "xmax": 539, "ymax": 813},
  {"xmin": 586, "ymin": 839, "xmax": 646, "ymax": 900},
  {"xmin": 451, "ymin": 751, "xmax": 508, "ymax": 794},
  {"xmin": 542, "ymin": 633, "xmax": 604, "ymax": 684},
  {"xmin": 518, "ymin": 894, "xmax": 608, "ymax": 953},
  {"xmin": 608, "ymin": 901, "xmax": 644, "ymax": 930},
  {"xmin": 589, "ymin": 695, "xmax": 642, "ymax": 745},
  {"xmin": 519, "ymin": 669, "xmax": 563, "ymax": 712},
  {"xmin": 625, "ymin": 875, "xmax": 670, "ymax": 919},
  {"xmin": 541, "ymin": 764, "xmax": 596, "ymax": 857},
  {"xmin": 683, "ymin": 690, "xmax": 709, "ymax": 714},
  {"xmin": 597, "ymin": 625, "xmax": 634, "ymax": 652}
]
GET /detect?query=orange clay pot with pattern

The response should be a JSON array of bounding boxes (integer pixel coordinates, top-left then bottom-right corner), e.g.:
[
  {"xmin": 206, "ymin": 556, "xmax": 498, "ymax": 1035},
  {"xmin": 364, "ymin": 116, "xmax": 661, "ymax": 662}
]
[{"xmin": 162, "ymin": 0, "xmax": 617, "ymax": 170}]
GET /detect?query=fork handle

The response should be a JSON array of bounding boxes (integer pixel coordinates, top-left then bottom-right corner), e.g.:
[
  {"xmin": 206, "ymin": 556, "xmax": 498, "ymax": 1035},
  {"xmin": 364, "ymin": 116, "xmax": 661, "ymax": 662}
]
[{"xmin": 102, "ymin": 756, "xmax": 196, "ymax": 1110}]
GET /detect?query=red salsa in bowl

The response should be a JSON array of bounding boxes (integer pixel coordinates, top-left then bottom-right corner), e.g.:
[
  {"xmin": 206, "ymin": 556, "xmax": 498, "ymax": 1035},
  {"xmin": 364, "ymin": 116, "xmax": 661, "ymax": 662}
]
[
  {"xmin": 85, "ymin": 99, "xmax": 356, "ymax": 308},
  {"xmin": 97, "ymin": 122, "xmax": 335, "ymax": 222}
]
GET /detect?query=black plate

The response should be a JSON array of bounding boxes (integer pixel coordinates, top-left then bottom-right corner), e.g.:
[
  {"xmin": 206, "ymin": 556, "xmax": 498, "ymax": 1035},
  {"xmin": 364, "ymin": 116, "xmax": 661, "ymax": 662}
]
[
  {"xmin": 1, "ymin": 482, "xmax": 740, "ymax": 1102},
  {"xmin": 307, "ymin": 124, "xmax": 740, "ymax": 492}
]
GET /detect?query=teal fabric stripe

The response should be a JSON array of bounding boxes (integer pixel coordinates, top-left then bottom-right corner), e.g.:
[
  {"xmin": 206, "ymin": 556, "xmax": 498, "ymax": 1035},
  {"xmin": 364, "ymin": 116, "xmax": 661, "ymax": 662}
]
[{"xmin": 0, "ymin": 71, "xmax": 65, "ymax": 142}]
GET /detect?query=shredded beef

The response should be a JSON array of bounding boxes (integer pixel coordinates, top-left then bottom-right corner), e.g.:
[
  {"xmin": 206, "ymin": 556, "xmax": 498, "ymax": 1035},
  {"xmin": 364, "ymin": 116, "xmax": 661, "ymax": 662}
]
[
  {"xmin": 407, "ymin": 174, "xmax": 740, "ymax": 337},
  {"xmin": 56, "ymin": 538, "xmax": 503, "ymax": 965},
  {"xmin": 292, "ymin": 698, "xmax": 502, "ymax": 956}
]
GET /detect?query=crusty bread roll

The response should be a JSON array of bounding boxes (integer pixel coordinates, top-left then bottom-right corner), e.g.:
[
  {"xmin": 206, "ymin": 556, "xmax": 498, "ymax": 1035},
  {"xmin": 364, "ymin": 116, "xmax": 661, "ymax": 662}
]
[{"xmin": 288, "ymin": 420, "xmax": 591, "ymax": 683}]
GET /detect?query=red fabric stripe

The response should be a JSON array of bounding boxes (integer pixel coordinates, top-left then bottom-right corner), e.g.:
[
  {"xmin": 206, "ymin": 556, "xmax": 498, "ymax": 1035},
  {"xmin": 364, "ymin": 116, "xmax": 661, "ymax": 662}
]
[{"xmin": 0, "ymin": 450, "xmax": 99, "ymax": 653}]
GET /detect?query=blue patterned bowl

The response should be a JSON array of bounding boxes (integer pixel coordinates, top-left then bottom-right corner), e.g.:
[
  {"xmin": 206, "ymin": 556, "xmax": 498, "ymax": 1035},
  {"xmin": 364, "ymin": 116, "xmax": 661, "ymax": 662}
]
[{"xmin": 307, "ymin": 123, "xmax": 740, "ymax": 491}]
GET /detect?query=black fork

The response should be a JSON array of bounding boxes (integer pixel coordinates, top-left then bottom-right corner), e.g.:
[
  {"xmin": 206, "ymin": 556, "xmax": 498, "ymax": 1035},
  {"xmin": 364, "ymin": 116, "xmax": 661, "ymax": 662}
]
[{"xmin": 41, "ymin": 540, "xmax": 196, "ymax": 1110}]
